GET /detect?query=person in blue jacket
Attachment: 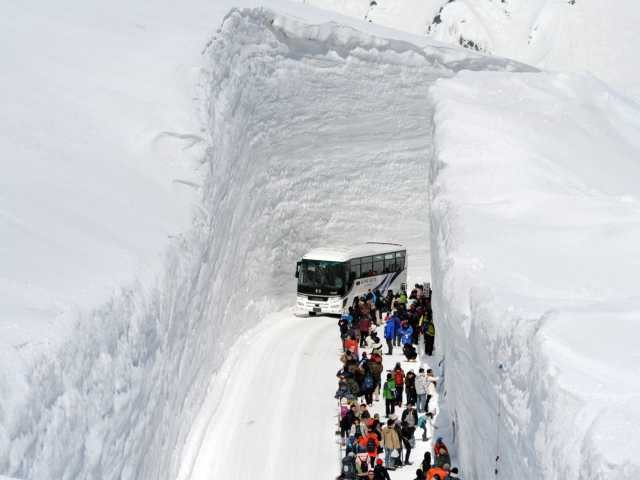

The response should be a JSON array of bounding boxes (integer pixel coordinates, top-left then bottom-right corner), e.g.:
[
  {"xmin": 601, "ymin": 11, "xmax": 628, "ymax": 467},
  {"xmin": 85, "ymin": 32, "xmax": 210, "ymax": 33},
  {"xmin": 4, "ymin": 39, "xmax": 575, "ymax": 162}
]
[
  {"xmin": 392, "ymin": 312, "xmax": 402, "ymax": 347},
  {"xmin": 399, "ymin": 321, "xmax": 414, "ymax": 346},
  {"xmin": 383, "ymin": 315, "xmax": 395, "ymax": 355}
]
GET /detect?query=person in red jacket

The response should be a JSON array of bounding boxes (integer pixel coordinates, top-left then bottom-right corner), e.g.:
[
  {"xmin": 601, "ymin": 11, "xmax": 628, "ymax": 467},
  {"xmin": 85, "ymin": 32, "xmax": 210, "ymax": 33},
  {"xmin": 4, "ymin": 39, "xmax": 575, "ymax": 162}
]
[
  {"xmin": 358, "ymin": 431, "xmax": 380, "ymax": 468},
  {"xmin": 359, "ymin": 315, "xmax": 371, "ymax": 347},
  {"xmin": 345, "ymin": 335, "xmax": 359, "ymax": 356},
  {"xmin": 392, "ymin": 363, "xmax": 405, "ymax": 406}
]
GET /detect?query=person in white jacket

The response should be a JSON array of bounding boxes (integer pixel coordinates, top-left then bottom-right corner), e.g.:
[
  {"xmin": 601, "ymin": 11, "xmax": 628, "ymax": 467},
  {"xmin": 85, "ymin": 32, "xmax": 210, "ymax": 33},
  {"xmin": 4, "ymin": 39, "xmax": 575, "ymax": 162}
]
[{"xmin": 415, "ymin": 368, "xmax": 428, "ymax": 413}]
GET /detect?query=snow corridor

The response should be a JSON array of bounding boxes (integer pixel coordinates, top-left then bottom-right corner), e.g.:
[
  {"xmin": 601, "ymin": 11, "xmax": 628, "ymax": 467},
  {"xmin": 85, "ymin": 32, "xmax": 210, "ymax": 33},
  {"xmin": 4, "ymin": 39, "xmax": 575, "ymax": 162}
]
[{"xmin": 6, "ymin": 7, "xmax": 598, "ymax": 480}]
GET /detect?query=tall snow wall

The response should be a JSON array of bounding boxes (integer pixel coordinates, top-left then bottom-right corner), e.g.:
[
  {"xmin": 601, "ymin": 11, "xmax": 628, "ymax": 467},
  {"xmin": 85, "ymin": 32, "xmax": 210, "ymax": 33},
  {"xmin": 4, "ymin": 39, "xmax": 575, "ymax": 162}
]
[{"xmin": 429, "ymin": 70, "xmax": 640, "ymax": 479}]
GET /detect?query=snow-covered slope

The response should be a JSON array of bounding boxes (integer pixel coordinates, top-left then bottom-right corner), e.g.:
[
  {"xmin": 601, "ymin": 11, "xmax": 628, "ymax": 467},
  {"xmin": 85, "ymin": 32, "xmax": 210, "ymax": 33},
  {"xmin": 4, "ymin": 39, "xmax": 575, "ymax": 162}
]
[
  {"xmin": 299, "ymin": 0, "xmax": 640, "ymax": 95},
  {"xmin": 429, "ymin": 71, "xmax": 640, "ymax": 478}
]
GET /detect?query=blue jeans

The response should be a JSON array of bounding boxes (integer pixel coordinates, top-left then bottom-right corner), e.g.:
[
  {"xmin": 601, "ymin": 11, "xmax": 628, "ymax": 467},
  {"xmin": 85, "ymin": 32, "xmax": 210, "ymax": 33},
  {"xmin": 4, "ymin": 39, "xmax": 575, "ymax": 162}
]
[
  {"xmin": 417, "ymin": 393, "xmax": 427, "ymax": 412},
  {"xmin": 385, "ymin": 447, "xmax": 393, "ymax": 467}
]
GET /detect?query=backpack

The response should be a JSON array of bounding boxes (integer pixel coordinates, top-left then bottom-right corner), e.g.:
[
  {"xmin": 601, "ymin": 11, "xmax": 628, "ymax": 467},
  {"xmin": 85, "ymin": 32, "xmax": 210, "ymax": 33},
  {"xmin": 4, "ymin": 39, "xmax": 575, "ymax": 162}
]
[
  {"xmin": 394, "ymin": 369, "xmax": 404, "ymax": 385},
  {"xmin": 425, "ymin": 322, "xmax": 435, "ymax": 337},
  {"xmin": 363, "ymin": 375, "xmax": 375, "ymax": 391},
  {"xmin": 369, "ymin": 362, "xmax": 383, "ymax": 376},
  {"xmin": 366, "ymin": 437, "xmax": 377, "ymax": 453},
  {"xmin": 342, "ymin": 457, "xmax": 356, "ymax": 477}
]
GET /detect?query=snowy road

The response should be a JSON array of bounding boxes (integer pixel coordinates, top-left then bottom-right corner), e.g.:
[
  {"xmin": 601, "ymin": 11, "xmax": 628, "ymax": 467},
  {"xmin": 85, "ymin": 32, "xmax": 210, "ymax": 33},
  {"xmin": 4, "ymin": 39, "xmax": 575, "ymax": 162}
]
[
  {"xmin": 177, "ymin": 12, "xmax": 448, "ymax": 479},
  {"xmin": 179, "ymin": 311, "xmax": 340, "ymax": 479}
]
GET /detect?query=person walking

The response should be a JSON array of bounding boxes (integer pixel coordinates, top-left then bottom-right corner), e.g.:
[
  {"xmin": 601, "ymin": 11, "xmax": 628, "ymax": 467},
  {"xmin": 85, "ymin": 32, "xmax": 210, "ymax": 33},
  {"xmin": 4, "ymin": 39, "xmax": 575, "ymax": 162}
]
[
  {"xmin": 425, "ymin": 369, "xmax": 439, "ymax": 413},
  {"xmin": 393, "ymin": 363, "xmax": 405, "ymax": 406},
  {"xmin": 359, "ymin": 315, "xmax": 371, "ymax": 348},
  {"xmin": 400, "ymin": 421, "xmax": 416, "ymax": 466},
  {"xmin": 423, "ymin": 319, "xmax": 435, "ymax": 356},
  {"xmin": 381, "ymin": 419, "xmax": 401, "ymax": 469},
  {"xmin": 415, "ymin": 368, "xmax": 428, "ymax": 412},
  {"xmin": 340, "ymin": 403, "xmax": 358, "ymax": 444},
  {"xmin": 405, "ymin": 370, "xmax": 417, "ymax": 405},
  {"xmin": 373, "ymin": 459, "xmax": 391, "ymax": 480},
  {"xmin": 369, "ymin": 332, "xmax": 384, "ymax": 356},
  {"xmin": 420, "ymin": 451, "xmax": 432, "ymax": 473},
  {"xmin": 358, "ymin": 429, "xmax": 380, "ymax": 468},
  {"xmin": 361, "ymin": 371, "xmax": 376, "ymax": 406},
  {"xmin": 383, "ymin": 315, "xmax": 395, "ymax": 355},
  {"xmin": 433, "ymin": 437, "xmax": 450, "ymax": 467},
  {"xmin": 374, "ymin": 289, "xmax": 385, "ymax": 322},
  {"xmin": 401, "ymin": 402, "xmax": 418, "ymax": 428},
  {"xmin": 339, "ymin": 451, "xmax": 357, "ymax": 479},
  {"xmin": 418, "ymin": 411, "xmax": 436, "ymax": 442},
  {"xmin": 393, "ymin": 312, "xmax": 402, "ymax": 347},
  {"xmin": 399, "ymin": 321, "xmax": 414, "ymax": 348},
  {"xmin": 427, "ymin": 466, "xmax": 449, "ymax": 480},
  {"xmin": 382, "ymin": 373, "xmax": 396, "ymax": 417}
]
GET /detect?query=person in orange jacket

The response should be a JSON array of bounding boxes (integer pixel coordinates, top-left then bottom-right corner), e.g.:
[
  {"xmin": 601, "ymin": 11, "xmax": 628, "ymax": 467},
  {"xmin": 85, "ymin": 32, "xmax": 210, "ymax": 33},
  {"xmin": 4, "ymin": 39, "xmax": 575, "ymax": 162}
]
[
  {"xmin": 358, "ymin": 431, "xmax": 380, "ymax": 468},
  {"xmin": 344, "ymin": 333, "xmax": 359, "ymax": 354},
  {"xmin": 426, "ymin": 466, "xmax": 449, "ymax": 480}
]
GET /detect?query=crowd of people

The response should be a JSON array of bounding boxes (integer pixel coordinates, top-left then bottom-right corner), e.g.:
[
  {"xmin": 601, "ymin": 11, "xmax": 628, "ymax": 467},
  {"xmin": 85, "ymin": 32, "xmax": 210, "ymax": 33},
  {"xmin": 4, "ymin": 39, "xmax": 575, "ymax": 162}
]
[{"xmin": 335, "ymin": 284, "xmax": 460, "ymax": 480}]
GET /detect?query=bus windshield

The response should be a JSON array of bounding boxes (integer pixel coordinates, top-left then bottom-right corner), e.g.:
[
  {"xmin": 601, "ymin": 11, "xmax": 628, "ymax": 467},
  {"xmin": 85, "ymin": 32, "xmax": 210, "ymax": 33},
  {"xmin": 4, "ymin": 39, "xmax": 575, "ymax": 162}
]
[{"xmin": 298, "ymin": 260, "xmax": 346, "ymax": 295}]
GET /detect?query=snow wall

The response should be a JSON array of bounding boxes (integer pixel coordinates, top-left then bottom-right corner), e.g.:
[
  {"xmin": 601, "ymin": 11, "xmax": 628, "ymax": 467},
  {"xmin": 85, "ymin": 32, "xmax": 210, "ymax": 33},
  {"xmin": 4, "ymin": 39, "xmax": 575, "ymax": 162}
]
[{"xmin": 429, "ymin": 71, "xmax": 640, "ymax": 479}]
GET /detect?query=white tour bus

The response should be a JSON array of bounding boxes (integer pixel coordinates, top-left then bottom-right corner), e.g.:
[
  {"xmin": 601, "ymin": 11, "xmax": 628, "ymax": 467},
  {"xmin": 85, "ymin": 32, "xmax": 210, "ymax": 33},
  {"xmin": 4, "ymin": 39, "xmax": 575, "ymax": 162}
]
[{"xmin": 295, "ymin": 242, "xmax": 407, "ymax": 315}]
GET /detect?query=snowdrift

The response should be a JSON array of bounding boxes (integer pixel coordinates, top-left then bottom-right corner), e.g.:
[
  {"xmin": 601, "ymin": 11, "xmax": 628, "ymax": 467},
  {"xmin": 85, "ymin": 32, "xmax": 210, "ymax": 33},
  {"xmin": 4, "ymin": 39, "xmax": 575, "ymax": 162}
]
[{"xmin": 429, "ymin": 71, "xmax": 640, "ymax": 478}]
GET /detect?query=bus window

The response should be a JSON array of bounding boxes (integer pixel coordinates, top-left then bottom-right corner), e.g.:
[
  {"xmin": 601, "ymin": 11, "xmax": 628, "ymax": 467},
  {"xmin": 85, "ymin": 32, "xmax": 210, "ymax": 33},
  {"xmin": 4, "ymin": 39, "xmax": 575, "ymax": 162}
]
[
  {"xmin": 360, "ymin": 256, "xmax": 373, "ymax": 276},
  {"xmin": 298, "ymin": 260, "xmax": 347, "ymax": 294},
  {"xmin": 395, "ymin": 251, "xmax": 405, "ymax": 270},
  {"xmin": 373, "ymin": 255, "xmax": 384, "ymax": 275},
  {"xmin": 350, "ymin": 263, "xmax": 361, "ymax": 285},
  {"xmin": 384, "ymin": 253, "xmax": 395, "ymax": 273}
]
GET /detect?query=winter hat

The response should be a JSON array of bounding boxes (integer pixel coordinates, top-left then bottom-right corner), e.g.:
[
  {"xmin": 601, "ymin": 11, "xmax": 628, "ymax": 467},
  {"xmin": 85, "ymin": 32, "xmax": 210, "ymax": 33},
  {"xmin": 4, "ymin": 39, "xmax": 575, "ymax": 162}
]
[
  {"xmin": 376, "ymin": 459, "xmax": 383, "ymax": 465},
  {"xmin": 450, "ymin": 467, "xmax": 459, "ymax": 473}
]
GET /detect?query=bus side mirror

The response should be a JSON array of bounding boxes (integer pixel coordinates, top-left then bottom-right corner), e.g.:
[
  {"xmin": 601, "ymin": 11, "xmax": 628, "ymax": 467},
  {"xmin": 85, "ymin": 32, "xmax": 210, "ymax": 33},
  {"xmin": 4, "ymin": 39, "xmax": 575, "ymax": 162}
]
[{"xmin": 295, "ymin": 261, "xmax": 301, "ymax": 278}]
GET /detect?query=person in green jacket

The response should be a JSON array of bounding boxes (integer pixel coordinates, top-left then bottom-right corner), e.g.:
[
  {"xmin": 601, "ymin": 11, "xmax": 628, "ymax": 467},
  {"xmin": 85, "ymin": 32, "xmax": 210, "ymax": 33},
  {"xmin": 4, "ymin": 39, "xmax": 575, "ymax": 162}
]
[{"xmin": 383, "ymin": 373, "xmax": 396, "ymax": 417}]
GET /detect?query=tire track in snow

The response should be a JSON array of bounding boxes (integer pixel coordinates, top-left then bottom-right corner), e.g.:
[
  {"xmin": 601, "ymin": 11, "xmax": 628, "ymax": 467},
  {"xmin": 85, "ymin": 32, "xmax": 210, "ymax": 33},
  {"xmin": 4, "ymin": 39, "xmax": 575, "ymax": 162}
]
[{"xmin": 183, "ymin": 311, "xmax": 337, "ymax": 479}]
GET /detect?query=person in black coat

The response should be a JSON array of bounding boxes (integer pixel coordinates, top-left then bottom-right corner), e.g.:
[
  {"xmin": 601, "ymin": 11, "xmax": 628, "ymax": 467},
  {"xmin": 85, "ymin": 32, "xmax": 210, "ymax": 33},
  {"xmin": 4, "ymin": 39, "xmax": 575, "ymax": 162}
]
[
  {"xmin": 421, "ymin": 451, "xmax": 432, "ymax": 472},
  {"xmin": 373, "ymin": 459, "xmax": 391, "ymax": 480},
  {"xmin": 400, "ymin": 421, "xmax": 416, "ymax": 465}
]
